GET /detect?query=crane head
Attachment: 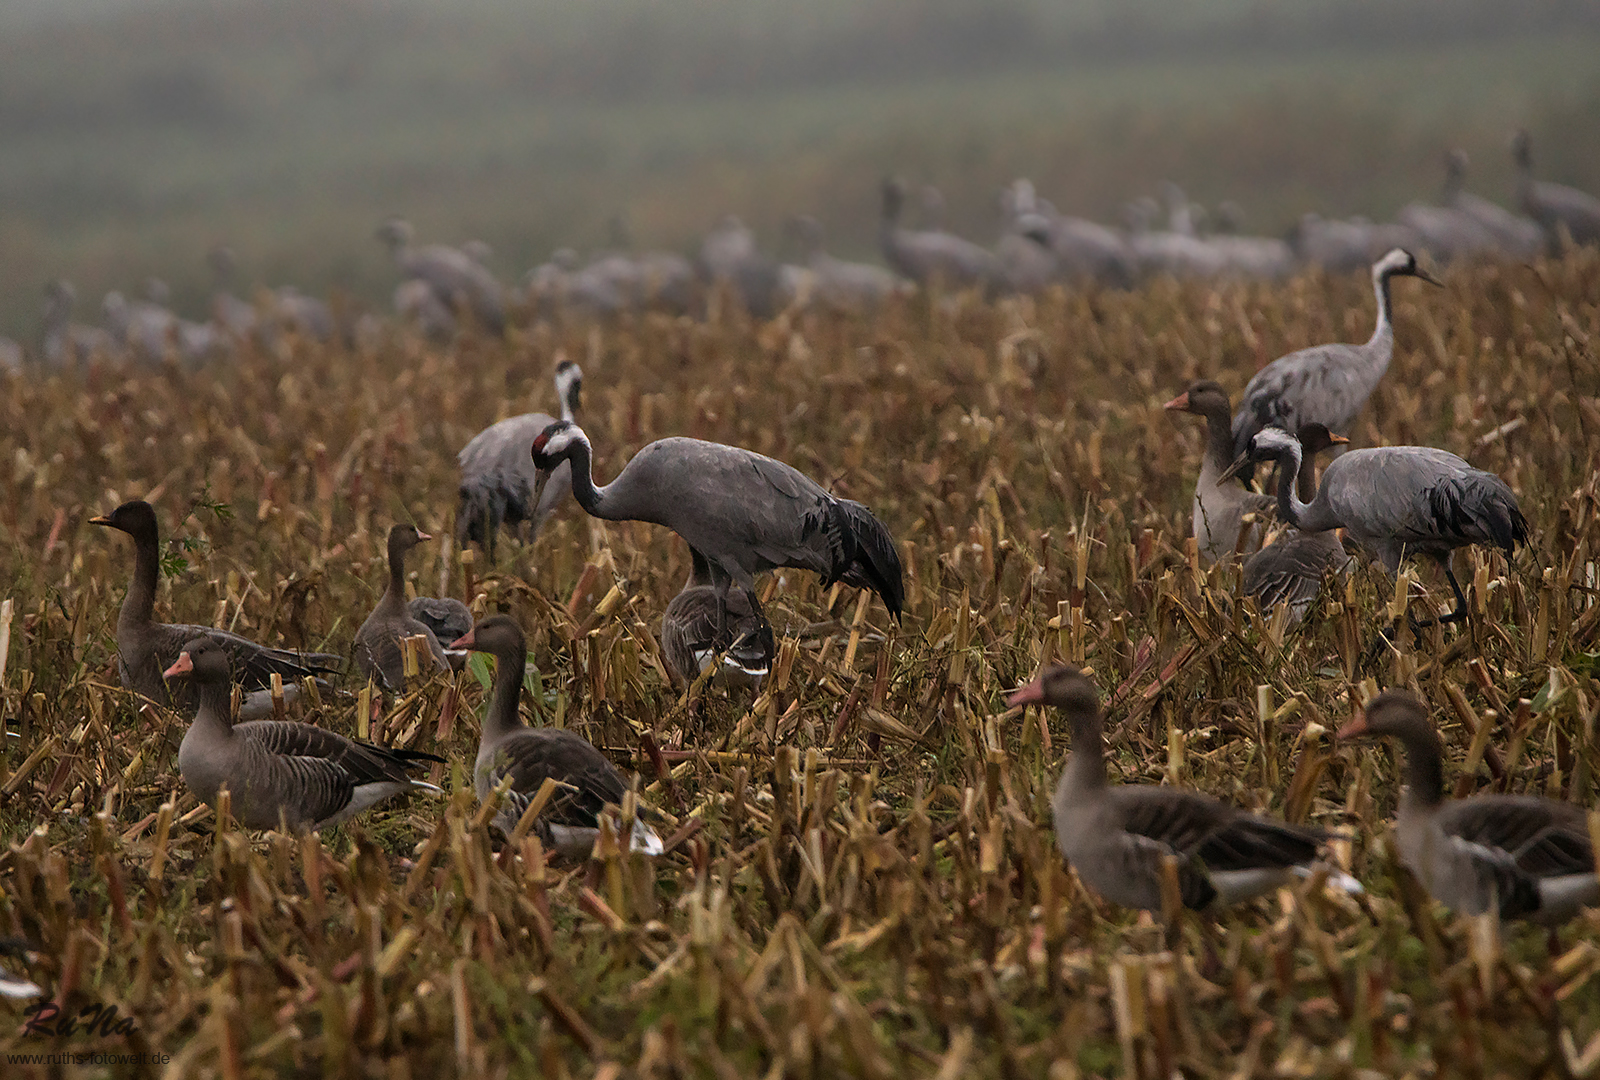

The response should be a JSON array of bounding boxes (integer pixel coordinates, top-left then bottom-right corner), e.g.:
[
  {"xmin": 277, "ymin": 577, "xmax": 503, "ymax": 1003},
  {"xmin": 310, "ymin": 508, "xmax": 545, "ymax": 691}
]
[
  {"xmin": 530, "ymin": 420, "xmax": 585, "ymax": 470},
  {"xmin": 1217, "ymin": 427, "xmax": 1299, "ymax": 485}
]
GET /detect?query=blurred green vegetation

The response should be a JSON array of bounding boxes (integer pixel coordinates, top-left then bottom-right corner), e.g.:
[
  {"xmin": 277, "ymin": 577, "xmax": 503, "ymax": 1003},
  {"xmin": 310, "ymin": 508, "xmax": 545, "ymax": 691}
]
[{"xmin": 1, "ymin": 0, "xmax": 1597, "ymax": 340}]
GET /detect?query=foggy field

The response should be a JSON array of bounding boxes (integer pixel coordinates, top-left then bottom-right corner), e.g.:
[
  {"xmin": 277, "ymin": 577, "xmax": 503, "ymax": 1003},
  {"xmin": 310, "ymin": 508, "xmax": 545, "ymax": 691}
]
[
  {"xmin": 1, "ymin": 0, "xmax": 1598, "ymax": 338},
  {"xmin": 0, "ymin": 249, "xmax": 1598, "ymax": 1075}
]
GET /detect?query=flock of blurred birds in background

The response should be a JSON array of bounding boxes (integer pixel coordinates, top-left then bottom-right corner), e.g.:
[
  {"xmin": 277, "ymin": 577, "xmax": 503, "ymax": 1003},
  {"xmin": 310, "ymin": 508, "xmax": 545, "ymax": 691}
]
[{"xmin": 11, "ymin": 127, "xmax": 1600, "ymax": 375}]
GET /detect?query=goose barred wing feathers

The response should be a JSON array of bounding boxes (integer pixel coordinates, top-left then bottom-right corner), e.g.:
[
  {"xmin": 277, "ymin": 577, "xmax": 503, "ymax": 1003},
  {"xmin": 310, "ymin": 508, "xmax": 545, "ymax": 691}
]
[
  {"xmin": 480, "ymin": 728, "xmax": 627, "ymax": 832},
  {"xmin": 152, "ymin": 622, "xmax": 342, "ymax": 687}
]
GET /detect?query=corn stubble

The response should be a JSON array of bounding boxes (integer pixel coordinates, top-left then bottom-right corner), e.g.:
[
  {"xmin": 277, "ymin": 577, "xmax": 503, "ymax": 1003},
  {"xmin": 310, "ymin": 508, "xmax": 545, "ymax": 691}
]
[{"xmin": 1, "ymin": 254, "xmax": 1599, "ymax": 1077}]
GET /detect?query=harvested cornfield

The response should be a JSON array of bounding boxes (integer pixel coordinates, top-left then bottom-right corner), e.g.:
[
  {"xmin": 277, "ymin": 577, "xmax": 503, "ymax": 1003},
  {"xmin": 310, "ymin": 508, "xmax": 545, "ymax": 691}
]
[{"xmin": 0, "ymin": 251, "xmax": 1598, "ymax": 1078}]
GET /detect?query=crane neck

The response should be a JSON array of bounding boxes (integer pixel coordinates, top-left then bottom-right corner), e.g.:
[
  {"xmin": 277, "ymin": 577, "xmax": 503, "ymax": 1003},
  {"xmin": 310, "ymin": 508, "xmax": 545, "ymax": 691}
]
[
  {"xmin": 559, "ymin": 436, "xmax": 618, "ymax": 521},
  {"xmin": 1270, "ymin": 440, "xmax": 1314, "ymax": 529},
  {"xmin": 1367, "ymin": 264, "xmax": 1397, "ymax": 352}
]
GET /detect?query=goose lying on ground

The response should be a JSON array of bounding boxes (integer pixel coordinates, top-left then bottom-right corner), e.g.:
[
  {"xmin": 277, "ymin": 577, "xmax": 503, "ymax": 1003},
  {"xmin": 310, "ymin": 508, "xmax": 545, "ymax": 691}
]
[
  {"xmin": 661, "ymin": 550, "xmax": 775, "ymax": 693},
  {"xmin": 1011, "ymin": 665, "xmax": 1360, "ymax": 912},
  {"xmin": 1340, "ymin": 690, "xmax": 1598, "ymax": 927},
  {"xmin": 354, "ymin": 524, "xmax": 453, "ymax": 693},
  {"xmin": 452, "ymin": 615, "xmax": 662, "ymax": 857},
  {"xmin": 166, "ymin": 638, "xmax": 441, "ymax": 831}
]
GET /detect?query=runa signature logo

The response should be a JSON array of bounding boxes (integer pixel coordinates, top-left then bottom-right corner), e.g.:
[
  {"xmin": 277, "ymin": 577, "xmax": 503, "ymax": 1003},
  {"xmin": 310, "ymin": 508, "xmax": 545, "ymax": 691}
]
[{"xmin": 21, "ymin": 1001, "xmax": 138, "ymax": 1039}]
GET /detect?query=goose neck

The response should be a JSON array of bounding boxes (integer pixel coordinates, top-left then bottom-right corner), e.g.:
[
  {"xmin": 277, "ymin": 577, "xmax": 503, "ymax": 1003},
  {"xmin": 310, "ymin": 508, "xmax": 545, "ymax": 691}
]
[
  {"xmin": 483, "ymin": 645, "xmax": 527, "ymax": 742},
  {"xmin": 122, "ymin": 525, "xmax": 161, "ymax": 631}
]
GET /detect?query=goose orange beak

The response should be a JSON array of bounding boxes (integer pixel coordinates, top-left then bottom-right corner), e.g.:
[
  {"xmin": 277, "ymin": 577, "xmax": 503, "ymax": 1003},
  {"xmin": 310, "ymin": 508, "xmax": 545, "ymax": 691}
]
[
  {"xmin": 89, "ymin": 514, "xmax": 112, "ymax": 526},
  {"xmin": 1329, "ymin": 432, "xmax": 1350, "ymax": 445},
  {"xmin": 1336, "ymin": 709, "xmax": 1369, "ymax": 740},
  {"xmin": 416, "ymin": 530, "xmax": 433, "ymax": 542},
  {"xmin": 1007, "ymin": 677, "xmax": 1045, "ymax": 707},
  {"xmin": 163, "ymin": 652, "xmax": 194, "ymax": 679},
  {"xmin": 1162, "ymin": 391, "xmax": 1189, "ymax": 412},
  {"xmin": 449, "ymin": 629, "xmax": 476, "ymax": 649}
]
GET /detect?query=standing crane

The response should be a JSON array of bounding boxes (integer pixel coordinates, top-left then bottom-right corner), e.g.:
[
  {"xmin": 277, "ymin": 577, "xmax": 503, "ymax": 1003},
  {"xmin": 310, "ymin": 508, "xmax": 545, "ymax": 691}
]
[
  {"xmin": 456, "ymin": 360, "xmax": 583, "ymax": 559},
  {"xmin": 529, "ymin": 421, "xmax": 904, "ymax": 627},
  {"xmin": 1219, "ymin": 428, "xmax": 1527, "ymax": 627},
  {"xmin": 1512, "ymin": 129, "xmax": 1600, "ymax": 251},
  {"xmin": 879, "ymin": 177, "xmax": 998, "ymax": 292},
  {"xmin": 377, "ymin": 217, "xmax": 507, "ymax": 333},
  {"xmin": 1231, "ymin": 248, "xmax": 1440, "ymax": 479}
]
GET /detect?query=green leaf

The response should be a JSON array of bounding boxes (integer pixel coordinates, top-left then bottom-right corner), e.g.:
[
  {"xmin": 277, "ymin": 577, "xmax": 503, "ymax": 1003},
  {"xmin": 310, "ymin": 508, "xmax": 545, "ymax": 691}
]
[{"xmin": 468, "ymin": 651, "xmax": 494, "ymax": 691}]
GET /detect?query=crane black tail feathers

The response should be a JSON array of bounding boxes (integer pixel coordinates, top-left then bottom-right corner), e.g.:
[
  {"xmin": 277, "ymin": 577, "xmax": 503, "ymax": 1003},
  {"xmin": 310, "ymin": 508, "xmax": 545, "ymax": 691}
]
[
  {"xmin": 829, "ymin": 500, "xmax": 906, "ymax": 621},
  {"xmin": 1428, "ymin": 477, "xmax": 1528, "ymax": 554}
]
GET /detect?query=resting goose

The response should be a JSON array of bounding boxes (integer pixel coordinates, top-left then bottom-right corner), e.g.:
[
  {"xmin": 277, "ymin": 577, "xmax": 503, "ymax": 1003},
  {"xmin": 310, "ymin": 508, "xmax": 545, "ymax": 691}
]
[
  {"xmin": 1241, "ymin": 423, "xmax": 1354, "ymax": 628},
  {"xmin": 1011, "ymin": 666, "xmax": 1359, "ymax": 912},
  {"xmin": 90, "ymin": 500, "xmax": 342, "ymax": 720},
  {"xmin": 1340, "ymin": 690, "xmax": 1598, "ymax": 925},
  {"xmin": 1164, "ymin": 381, "xmax": 1276, "ymax": 564},
  {"xmin": 660, "ymin": 550, "xmax": 776, "ymax": 693},
  {"xmin": 353, "ymin": 524, "xmax": 452, "ymax": 692},
  {"xmin": 452, "ymin": 616, "xmax": 662, "ymax": 857},
  {"xmin": 166, "ymin": 638, "xmax": 441, "ymax": 831}
]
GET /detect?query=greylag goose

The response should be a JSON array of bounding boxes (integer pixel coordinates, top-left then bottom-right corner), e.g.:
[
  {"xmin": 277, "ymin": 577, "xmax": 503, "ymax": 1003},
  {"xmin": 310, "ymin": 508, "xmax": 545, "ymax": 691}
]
[
  {"xmin": 1220, "ymin": 427, "xmax": 1526, "ymax": 626},
  {"xmin": 452, "ymin": 616, "xmax": 663, "ymax": 856},
  {"xmin": 661, "ymin": 550, "xmax": 775, "ymax": 692},
  {"xmin": 166, "ymin": 638, "xmax": 441, "ymax": 831},
  {"xmin": 1011, "ymin": 666, "xmax": 1359, "ymax": 912},
  {"xmin": 455, "ymin": 359, "xmax": 583, "ymax": 559},
  {"xmin": 1340, "ymin": 690, "xmax": 1598, "ymax": 925},
  {"xmin": 1230, "ymin": 248, "xmax": 1440, "ymax": 481},
  {"xmin": 1241, "ymin": 423, "xmax": 1354, "ymax": 627},
  {"xmin": 530, "ymin": 421, "xmax": 904, "ymax": 628},
  {"xmin": 90, "ymin": 500, "xmax": 341, "ymax": 720},
  {"xmin": 1164, "ymin": 380, "xmax": 1276, "ymax": 565},
  {"xmin": 354, "ymin": 524, "xmax": 452, "ymax": 693}
]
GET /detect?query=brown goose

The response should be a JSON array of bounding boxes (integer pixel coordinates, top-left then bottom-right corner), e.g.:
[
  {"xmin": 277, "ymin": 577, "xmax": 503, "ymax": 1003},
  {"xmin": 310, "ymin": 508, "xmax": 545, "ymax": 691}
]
[
  {"xmin": 1011, "ymin": 666, "xmax": 1359, "ymax": 912},
  {"xmin": 1340, "ymin": 690, "xmax": 1598, "ymax": 925},
  {"xmin": 166, "ymin": 638, "xmax": 441, "ymax": 831},
  {"xmin": 354, "ymin": 524, "xmax": 452, "ymax": 693},
  {"xmin": 1241, "ymin": 423, "xmax": 1354, "ymax": 628},
  {"xmin": 452, "ymin": 616, "xmax": 662, "ymax": 857},
  {"xmin": 660, "ymin": 550, "xmax": 775, "ymax": 692},
  {"xmin": 90, "ymin": 500, "xmax": 342, "ymax": 720},
  {"xmin": 1164, "ymin": 381, "xmax": 1276, "ymax": 565}
]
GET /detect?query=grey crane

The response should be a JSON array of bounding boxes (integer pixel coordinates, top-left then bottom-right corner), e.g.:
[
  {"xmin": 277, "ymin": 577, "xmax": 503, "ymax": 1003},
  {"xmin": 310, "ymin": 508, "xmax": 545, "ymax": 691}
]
[
  {"xmin": 784, "ymin": 215, "xmax": 903, "ymax": 312},
  {"xmin": 1440, "ymin": 149, "xmax": 1545, "ymax": 259},
  {"xmin": 456, "ymin": 360, "xmax": 583, "ymax": 559},
  {"xmin": 270, "ymin": 286, "xmax": 338, "ymax": 344},
  {"xmin": 1124, "ymin": 188, "xmax": 1226, "ymax": 280},
  {"xmin": 1163, "ymin": 381, "xmax": 1276, "ymax": 565},
  {"xmin": 207, "ymin": 246, "xmax": 261, "ymax": 345},
  {"xmin": 102, "ymin": 288, "xmax": 177, "ymax": 365},
  {"xmin": 1219, "ymin": 427, "xmax": 1528, "ymax": 626},
  {"xmin": 661, "ymin": 549, "xmax": 776, "ymax": 693},
  {"xmin": 0, "ymin": 337, "xmax": 21, "ymax": 373},
  {"xmin": 696, "ymin": 215, "xmax": 782, "ymax": 318},
  {"xmin": 879, "ymin": 178, "xmax": 998, "ymax": 291},
  {"xmin": 1230, "ymin": 247, "xmax": 1440, "ymax": 480},
  {"xmin": 377, "ymin": 217, "xmax": 507, "ymax": 333},
  {"xmin": 1012, "ymin": 197, "xmax": 1136, "ymax": 288},
  {"xmin": 41, "ymin": 281, "xmax": 116, "ymax": 367},
  {"xmin": 1396, "ymin": 165, "xmax": 1500, "ymax": 264},
  {"xmin": 1240, "ymin": 423, "xmax": 1354, "ymax": 628},
  {"xmin": 1288, "ymin": 214, "xmax": 1424, "ymax": 274},
  {"xmin": 529, "ymin": 421, "xmax": 905, "ymax": 628},
  {"xmin": 993, "ymin": 181, "xmax": 1061, "ymax": 296},
  {"xmin": 1511, "ymin": 129, "xmax": 1600, "ymax": 251}
]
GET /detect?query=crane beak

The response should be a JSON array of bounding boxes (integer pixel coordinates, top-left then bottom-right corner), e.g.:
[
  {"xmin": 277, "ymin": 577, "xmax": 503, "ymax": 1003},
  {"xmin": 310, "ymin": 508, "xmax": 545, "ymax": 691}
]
[
  {"xmin": 449, "ymin": 629, "xmax": 476, "ymax": 650},
  {"xmin": 1215, "ymin": 450, "xmax": 1254, "ymax": 485},
  {"xmin": 1336, "ymin": 709, "xmax": 1369, "ymax": 740},
  {"xmin": 1161, "ymin": 391, "xmax": 1189, "ymax": 412},
  {"xmin": 163, "ymin": 652, "xmax": 194, "ymax": 679},
  {"xmin": 1006, "ymin": 677, "xmax": 1045, "ymax": 707},
  {"xmin": 1415, "ymin": 266, "xmax": 1444, "ymax": 288}
]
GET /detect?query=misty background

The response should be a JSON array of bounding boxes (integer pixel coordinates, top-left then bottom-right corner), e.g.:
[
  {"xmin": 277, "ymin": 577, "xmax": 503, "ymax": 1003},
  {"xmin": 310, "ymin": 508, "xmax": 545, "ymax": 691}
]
[{"xmin": 3, "ymin": 0, "xmax": 1597, "ymax": 339}]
